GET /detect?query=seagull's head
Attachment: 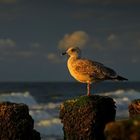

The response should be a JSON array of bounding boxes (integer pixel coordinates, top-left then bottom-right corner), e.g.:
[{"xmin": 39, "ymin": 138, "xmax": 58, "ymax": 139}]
[{"xmin": 62, "ymin": 47, "xmax": 81, "ymax": 58}]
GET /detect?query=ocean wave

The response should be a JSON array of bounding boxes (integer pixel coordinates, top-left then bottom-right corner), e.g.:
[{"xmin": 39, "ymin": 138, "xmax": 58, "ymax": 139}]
[
  {"xmin": 100, "ymin": 89, "xmax": 140, "ymax": 119},
  {"xmin": 100, "ymin": 89, "xmax": 140, "ymax": 99},
  {"xmin": 0, "ymin": 91, "xmax": 37, "ymax": 106}
]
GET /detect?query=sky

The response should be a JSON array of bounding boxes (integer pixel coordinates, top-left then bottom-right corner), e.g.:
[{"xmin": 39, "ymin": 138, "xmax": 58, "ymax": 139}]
[{"xmin": 0, "ymin": 0, "xmax": 140, "ymax": 82}]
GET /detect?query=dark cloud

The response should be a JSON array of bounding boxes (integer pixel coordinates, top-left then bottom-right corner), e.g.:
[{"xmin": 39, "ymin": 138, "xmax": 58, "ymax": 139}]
[
  {"xmin": 0, "ymin": 0, "xmax": 17, "ymax": 4},
  {"xmin": 68, "ymin": 0, "xmax": 140, "ymax": 4},
  {"xmin": 0, "ymin": 39, "xmax": 46, "ymax": 61},
  {"xmin": 46, "ymin": 53, "xmax": 63, "ymax": 63}
]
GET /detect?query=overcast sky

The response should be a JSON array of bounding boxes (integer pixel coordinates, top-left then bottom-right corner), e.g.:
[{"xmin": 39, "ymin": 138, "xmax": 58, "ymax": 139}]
[{"xmin": 0, "ymin": 0, "xmax": 140, "ymax": 81}]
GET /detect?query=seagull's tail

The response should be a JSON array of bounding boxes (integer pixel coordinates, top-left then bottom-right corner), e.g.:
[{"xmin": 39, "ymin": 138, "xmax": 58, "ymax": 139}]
[{"xmin": 115, "ymin": 75, "xmax": 128, "ymax": 81}]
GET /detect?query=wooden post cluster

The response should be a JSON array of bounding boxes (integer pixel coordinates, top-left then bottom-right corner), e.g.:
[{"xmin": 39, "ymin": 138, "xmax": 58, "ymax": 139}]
[{"xmin": 104, "ymin": 99, "xmax": 140, "ymax": 140}]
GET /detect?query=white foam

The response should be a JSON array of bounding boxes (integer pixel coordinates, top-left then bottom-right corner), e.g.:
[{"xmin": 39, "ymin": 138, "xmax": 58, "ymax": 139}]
[
  {"xmin": 0, "ymin": 91, "xmax": 37, "ymax": 106},
  {"xmin": 0, "ymin": 92, "xmax": 63, "ymax": 138},
  {"xmin": 35, "ymin": 118, "xmax": 63, "ymax": 136},
  {"xmin": 100, "ymin": 89, "xmax": 140, "ymax": 119},
  {"xmin": 31, "ymin": 102, "xmax": 60, "ymax": 110}
]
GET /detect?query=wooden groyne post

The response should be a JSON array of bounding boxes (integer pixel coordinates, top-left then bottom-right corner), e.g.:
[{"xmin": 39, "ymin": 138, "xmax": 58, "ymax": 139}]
[
  {"xmin": 129, "ymin": 99, "xmax": 140, "ymax": 118},
  {"xmin": 0, "ymin": 102, "xmax": 40, "ymax": 140},
  {"xmin": 104, "ymin": 99, "xmax": 140, "ymax": 140},
  {"xmin": 59, "ymin": 95, "xmax": 116, "ymax": 140}
]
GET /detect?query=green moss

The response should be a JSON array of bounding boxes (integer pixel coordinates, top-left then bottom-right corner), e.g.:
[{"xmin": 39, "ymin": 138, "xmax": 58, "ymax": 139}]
[
  {"xmin": 61, "ymin": 96, "xmax": 95, "ymax": 116},
  {"xmin": 129, "ymin": 117, "xmax": 140, "ymax": 125},
  {"xmin": 63, "ymin": 95, "xmax": 103, "ymax": 108},
  {"xmin": 132, "ymin": 99, "xmax": 140, "ymax": 103},
  {"xmin": 74, "ymin": 96, "xmax": 93, "ymax": 106}
]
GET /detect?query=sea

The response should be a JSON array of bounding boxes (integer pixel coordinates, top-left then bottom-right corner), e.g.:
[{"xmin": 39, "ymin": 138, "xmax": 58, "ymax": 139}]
[{"xmin": 0, "ymin": 81, "xmax": 140, "ymax": 140}]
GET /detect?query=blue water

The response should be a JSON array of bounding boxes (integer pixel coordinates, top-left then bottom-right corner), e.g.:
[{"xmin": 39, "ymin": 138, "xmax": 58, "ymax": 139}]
[
  {"xmin": 0, "ymin": 81, "xmax": 139, "ymax": 102},
  {"xmin": 0, "ymin": 81, "xmax": 140, "ymax": 140}
]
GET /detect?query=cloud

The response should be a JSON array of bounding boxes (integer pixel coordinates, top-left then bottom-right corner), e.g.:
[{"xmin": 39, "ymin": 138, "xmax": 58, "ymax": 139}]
[
  {"xmin": 107, "ymin": 34, "xmax": 118, "ymax": 41},
  {"xmin": 46, "ymin": 53, "xmax": 63, "ymax": 63},
  {"xmin": 0, "ymin": 38, "xmax": 16, "ymax": 48},
  {"xmin": 131, "ymin": 57, "xmax": 139, "ymax": 64},
  {"xmin": 106, "ymin": 33, "xmax": 123, "ymax": 49},
  {"xmin": 30, "ymin": 43, "xmax": 41, "ymax": 48},
  {"xmin": 0, "ymin": 39, "xmax": 39, "ymax": 60},
  {"xmin": 14, "ymin": 51, "xmax": 34, "ymax": 58},
  {"xmin": 0, "ymin": 0, "xmax": 17, "ymax": 4},
  {"xmin": 1, "ymin": 51, "xmax": 34, "ymax": 59},
  {"xmin": 58, "ymin": 31, "xmax": 89, "ymax": 50}
]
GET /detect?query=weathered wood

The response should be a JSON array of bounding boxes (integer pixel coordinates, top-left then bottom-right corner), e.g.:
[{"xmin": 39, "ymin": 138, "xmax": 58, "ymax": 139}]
[
  {"xmin": 59, "ymin": 95, "xmax": 116, "ymax": 140},
  {"xmin": 129, "ymin": 99, "xmax": 140, "ymax": 118},
  {"xmin": 104, "ymin": 118, "xmax": 140, "ymax": 140},
  {"xmin": 0, "ymin": 102, "xmax": 40, "ymax": 140}
]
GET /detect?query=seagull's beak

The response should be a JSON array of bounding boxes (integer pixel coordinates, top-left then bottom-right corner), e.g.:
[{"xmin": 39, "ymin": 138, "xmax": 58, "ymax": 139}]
[{"xmin": 62, "ymin": 52, "xmax": 67, "ymax": 56}]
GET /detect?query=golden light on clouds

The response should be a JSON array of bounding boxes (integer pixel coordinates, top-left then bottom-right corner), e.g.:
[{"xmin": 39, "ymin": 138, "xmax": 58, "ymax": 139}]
[{"xmin": 58, "ymin": 31, "xmax": 89, "ymax": 50}]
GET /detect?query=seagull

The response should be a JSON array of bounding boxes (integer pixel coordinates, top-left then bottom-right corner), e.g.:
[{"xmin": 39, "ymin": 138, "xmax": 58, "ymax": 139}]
[{"xmin": 62, "ymin": 47, "xmax": 128, "ymax": 96}]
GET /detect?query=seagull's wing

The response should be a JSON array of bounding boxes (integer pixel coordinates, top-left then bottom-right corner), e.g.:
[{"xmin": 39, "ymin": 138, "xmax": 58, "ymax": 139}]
[{"xmin": 74, "ymin": 59, "xmax": 117, "ymax": 79}]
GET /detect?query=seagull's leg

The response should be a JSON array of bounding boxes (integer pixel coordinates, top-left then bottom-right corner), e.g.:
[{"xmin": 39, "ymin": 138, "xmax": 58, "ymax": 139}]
[{"xmin": 87, "ymin": 83, "xmax": 91, "ymax": 96}]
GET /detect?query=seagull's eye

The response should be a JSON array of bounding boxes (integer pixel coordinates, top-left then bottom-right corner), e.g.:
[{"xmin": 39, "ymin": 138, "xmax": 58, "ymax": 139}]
[{"xmin": 71, "ymin": 49, "xmax": 76, "ymax": 52}]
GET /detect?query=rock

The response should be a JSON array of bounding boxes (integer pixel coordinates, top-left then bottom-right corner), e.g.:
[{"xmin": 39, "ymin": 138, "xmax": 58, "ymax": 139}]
[
  {"xmin": 104, "ymin": 118, "xmax": 140, "ymax": 140},
  {"xmin": 0, "ymin": 102, "xmax": 40, "ymax": 140},
  {"xmin": 129, "ymin": 99, "xmax": 140, "ymax": 118},
  {"xmin": 59, "ymin": 95, "xmax": 116, "ymax": 140}
]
